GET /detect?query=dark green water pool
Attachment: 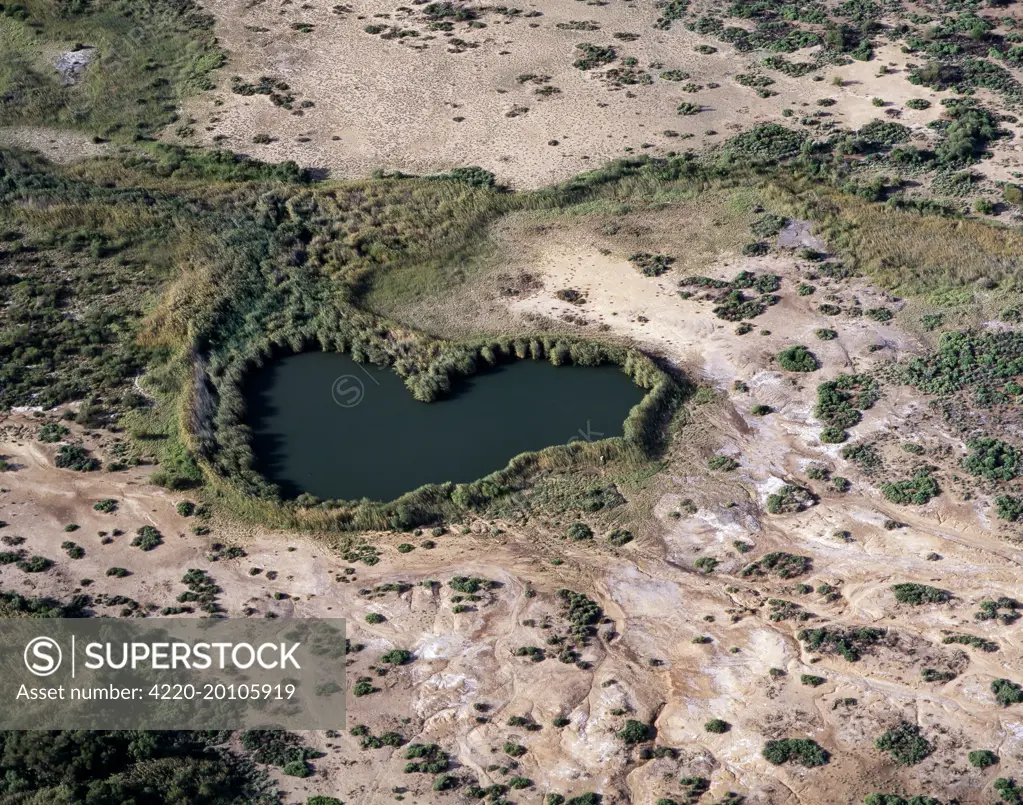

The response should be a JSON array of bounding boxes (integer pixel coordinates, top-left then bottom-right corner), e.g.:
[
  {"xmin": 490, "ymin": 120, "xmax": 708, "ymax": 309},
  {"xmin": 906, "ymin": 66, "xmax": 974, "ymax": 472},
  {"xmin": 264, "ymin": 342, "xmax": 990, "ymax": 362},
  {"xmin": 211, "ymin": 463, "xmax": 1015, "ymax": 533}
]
[{"xmin": 245, "ymin": 351, "xmax": 645, "ymax": 502}]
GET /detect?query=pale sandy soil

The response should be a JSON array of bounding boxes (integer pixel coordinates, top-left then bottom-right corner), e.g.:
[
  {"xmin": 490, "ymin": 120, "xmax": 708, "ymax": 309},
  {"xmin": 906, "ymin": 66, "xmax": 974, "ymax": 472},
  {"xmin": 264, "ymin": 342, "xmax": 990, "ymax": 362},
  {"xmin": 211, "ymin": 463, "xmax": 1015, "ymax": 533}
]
[{"xmin": 172, "ymin": 2, "xmax": 961, "ymax": 189}]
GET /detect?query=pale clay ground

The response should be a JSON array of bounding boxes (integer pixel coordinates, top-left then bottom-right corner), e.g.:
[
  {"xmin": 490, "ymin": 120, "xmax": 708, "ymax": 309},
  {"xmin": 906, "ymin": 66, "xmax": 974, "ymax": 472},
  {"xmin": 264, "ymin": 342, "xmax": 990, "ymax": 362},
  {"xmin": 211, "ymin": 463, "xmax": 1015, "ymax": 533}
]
[{"xmin": 1, "ymin": 225, "xmax": 1022, "ymax": 803}]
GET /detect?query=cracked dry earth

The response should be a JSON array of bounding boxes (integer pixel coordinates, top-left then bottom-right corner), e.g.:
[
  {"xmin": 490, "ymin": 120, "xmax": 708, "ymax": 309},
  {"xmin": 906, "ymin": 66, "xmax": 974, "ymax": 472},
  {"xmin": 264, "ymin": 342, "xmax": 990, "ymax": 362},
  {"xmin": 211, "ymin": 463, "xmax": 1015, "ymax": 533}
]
[{"xmin": 1, "ymin": 226, "xmax": 1022, "ymax": 804}]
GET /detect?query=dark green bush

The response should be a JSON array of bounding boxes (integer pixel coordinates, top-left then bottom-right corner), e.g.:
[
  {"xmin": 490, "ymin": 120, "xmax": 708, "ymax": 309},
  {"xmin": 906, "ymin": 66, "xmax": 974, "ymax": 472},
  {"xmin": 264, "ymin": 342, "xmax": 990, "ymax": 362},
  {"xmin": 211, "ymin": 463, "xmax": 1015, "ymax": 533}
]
[
  {"xmin": 766, "ymin": 485, "xmax": 817, "ymax": 514},
  {"xmin": 963, "ymin": 437, "xmax": 1021, "ymax": 481},
  {"xmin": 992, "ymin": 678, "xmax": 1023, "ymax": 706},
  {"xmin": 761, "ymin": 738, "xmax": 829, "ymax": 767},
  {"xmin": 708, "ymin": 455, "xmax": 739, "ymax": 471},
  {"xmin": 131, "ymin": 526, "xmax": 163, "ymax": 551},
  {"xmin": 875, "ymin": 722, "xmax": 933, "ymax": 766},
  {"xmin": 777, "ymin": 345, "xmax": 819, "ymax": 372},
  {"xmin": 607, "ymin": 528, "xmax": 633, "ymax": 546},
  {"xmin": 55, "ymin": 445, "xmax": 100, "ymax": 472},
  {"xmin": 881, "ymin": 470, "xmax": 939, "ymax": 505},
  {"xmin": 617, "ymin": 719, "xmax": 652, "ymax": 744},
  {"xmin": 891, "ymin": 583, "xmax": 950, "ymax": 605},
  {"xmin": 969, "ymin": 749, "xmax": 999, "ymax": 769},
  {"xmin": 567, "ymin": 522, "xmax": 594, "ymax": 541}
]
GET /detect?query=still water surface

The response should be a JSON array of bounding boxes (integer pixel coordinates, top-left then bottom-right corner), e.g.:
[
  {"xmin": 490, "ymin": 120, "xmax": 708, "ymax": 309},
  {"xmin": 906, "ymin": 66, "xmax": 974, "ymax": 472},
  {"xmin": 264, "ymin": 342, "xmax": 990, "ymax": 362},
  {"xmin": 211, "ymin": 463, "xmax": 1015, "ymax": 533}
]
[{"xmin": 245, "ymin": 351, "xmax": 645, "ymax": 501}]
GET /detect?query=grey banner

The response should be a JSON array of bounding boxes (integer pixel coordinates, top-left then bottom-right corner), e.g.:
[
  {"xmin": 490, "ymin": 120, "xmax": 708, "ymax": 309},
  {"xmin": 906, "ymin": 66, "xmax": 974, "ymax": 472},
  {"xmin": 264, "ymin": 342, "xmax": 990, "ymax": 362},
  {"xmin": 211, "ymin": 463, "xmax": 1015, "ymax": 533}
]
[{"xmin": 0, "ymin": 618, "xmax": 347, "ymax": 729}]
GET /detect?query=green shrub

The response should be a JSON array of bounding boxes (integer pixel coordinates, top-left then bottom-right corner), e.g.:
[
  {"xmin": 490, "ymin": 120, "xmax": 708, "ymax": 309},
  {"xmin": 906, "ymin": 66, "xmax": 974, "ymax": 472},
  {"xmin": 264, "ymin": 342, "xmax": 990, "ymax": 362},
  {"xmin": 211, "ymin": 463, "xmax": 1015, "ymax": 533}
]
[
  {"xmin": 801, "ymin": 674, "xmax": 826, "ymax": 687},
  {"xmin": 798, "ymin": 626, "xmax": 885, "ymax": 661},
  {"xmin": 863, "ymin": 795, "xmax": 943, "ymax": 805},
  {"xmin": 55, "ymin": 445, "xmax": 100, "ymax": 472},
  {"xmin": 38, "ymin": 423, "xmax": 69, "ymax": 443},
  {"xmin": 840, "ymin": 443, "xmax": 882, "ymax": 473},
  {"xmin": 694, "ymin": 557, "xmax": 718, "ymax": 574},
  {"xmin": 131, "ymin": 526, "xmax": 163, "ymax": 551},
  {"xmin": 708, "ymin": 455, "xmax": 739, "ymax": 471},
  {"xmin": 969, "ymin": 749, "xmax": 999, "ymax": 769},
  {"xmin": 704, "ymin": 718, "xmax": 730, "ymax": 734},
  {"xmin": 567, "ymin": 522, "xmax": 594, "ymax": 541},
  {"xmin": 93, "ymin": 499, "xmax": 117, "ymax": 513},
  {"xmin": 891, "ymin": 583, "xmax": 950, "ymax": 605},
  {"xmin": 607, "ymin": 528, "xmax": 633, "ymax": 546},
  {"xmin": 176, "ymin": 501, "xmax": 196, "ymax": 517},
  {"xmin": 629, "ymin": 253, "xmax": 675, "ymax": 277},
  {"xmin": 743, "ymin": 552, "xmax": 811, "ymax": 579},
  {"xmin": 450, "ymin": 576, "xmax": 494, "ymax": 594},
  {"xmin": 381, "ymin": 649, "xmax": 413, "ymax": 665},
  {"xmin": 574, "ymin": 43, "xmax": 616, "ymax": 70},
  {"xmin": 282, "ymin": 760, "xmax": 312, "ymax": 778},
  {"xmin": 17, "ymin": 555, "xmax": 52, "ymax": 573},
  {"xmin": 750, "ymin": 213, "xmax": 787, "ymax": 237},
  {"xmin": 963, "ymin": 437, "xmax": 1021, "ymax": 481},
  {"xmin": 875, "ymin": 722, "xmax": 933, "ymax": 766},
  {"xmin": 677, "ymin": 102, "xmax": 701, "ymax": 115},
  {"xmin": 881, "ymin": 470, "xmax": 939, "ymax": 505},
  {"xmin": 62, "ymin": 542, "xmax": 85, "ymax": 560},
  {"xmin": 365, "ymin": 613, "xmax": 385, "ymax": 624},
  {"xmin": 996, "ymin": 495, "xmax": 1023, "ymax": 522},
  {"xmin": 617, "ymin": 719, "xmax": 652, "ymax": 743},
  {"xmin": 815, "ymin": 328, "xmax": 837, "ymax": 340},
  {"xmin": 751, "ymin": 404, "xmax": 772, "ymax": 416},
  {"xmin": 992, "ymin": 678, "xmax": 1023, "ymax": 706},
  {"xmin": 777, "ymin": 345, "xmax": 819, "ymax": 372},
  {"xmin": 766, "ymin": 485, "xmax": 817, "ymax": 514},
  {"xmin": 762, "ymin": 738, "xmax": 829, "ymax": 767},
  {"xmin": 994, "ymin": 779, "xmax": 1023, "ymax": 804},
  {"xmin": 815, "ymin": 374, "xmax": 879, "ymax": 430}
]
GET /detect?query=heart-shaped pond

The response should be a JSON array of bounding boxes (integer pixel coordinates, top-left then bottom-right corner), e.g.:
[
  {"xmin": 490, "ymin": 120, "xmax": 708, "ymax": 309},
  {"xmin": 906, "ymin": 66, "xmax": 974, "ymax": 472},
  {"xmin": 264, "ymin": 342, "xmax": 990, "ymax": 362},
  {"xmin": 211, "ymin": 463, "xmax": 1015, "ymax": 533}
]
[{"xmin": 245, "ymin": 351, "xmax": 646, "ymax": 502}]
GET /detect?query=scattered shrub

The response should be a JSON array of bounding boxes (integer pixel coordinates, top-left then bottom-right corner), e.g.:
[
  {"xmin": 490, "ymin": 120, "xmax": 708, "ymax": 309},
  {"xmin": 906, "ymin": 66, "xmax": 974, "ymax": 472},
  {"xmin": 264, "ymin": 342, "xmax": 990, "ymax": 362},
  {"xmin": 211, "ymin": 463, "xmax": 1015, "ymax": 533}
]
[
  {"xmin": 131, "ymin": 526, "xmax": 163, "ymax": 551},
  {"xmin": 992, "ymin": 678, "xmax": 1023, "ymax": 706},
  {"xmin": 777, "ymin": 345, "xmax": 820, "ymax": 372},
  {"xmin": 875, "ymin": 722, "xmax": 933, "ymax": 766},
  {"xmin": 762, "ymin": 738, "xmax": 830, "ymax": 767},
  {"xmin": 969, "ymin": 749, "xmax": 999, "ymax": 769},
  {"xmin": 891, "ymin": 583, "xmax": 950, "ymax": 605}
]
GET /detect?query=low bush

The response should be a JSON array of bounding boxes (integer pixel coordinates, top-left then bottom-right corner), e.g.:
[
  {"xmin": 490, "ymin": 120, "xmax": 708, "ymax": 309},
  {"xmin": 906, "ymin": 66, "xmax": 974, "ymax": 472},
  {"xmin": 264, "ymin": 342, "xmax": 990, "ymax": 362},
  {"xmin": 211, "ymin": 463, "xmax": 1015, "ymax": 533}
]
[
  {"xmin": 617, "ymin": 719, "xmax": 652, "ymax": 744},
  {"xmin": 766, "ymin": 484, "xmax": 817, "ymax": 514},
  {"xmin": 963, "ymin": 437, "xmax": 1021, "ymax": 481},
  {"xmin": 567, "ymin": 522, "xmax": 594, "ymax": 541},
  {"xmin": 708, "ymin": 455, "xmax": 739, "ymax": 471},
  {"xmin": 891, "ymin": 583, "xmax": 950, "ymax": 605},
  {"xmin": 131, "ymin": 526, "xmax": 163, "ymax": 551},
  {"xmin": 777, "ymin": 345, "xmax": 819, "ymax": 372},
  {"xmin": 881, "ymin": 470, "xmax": 940, "ymax": 505},
  {"xmin": 762, "ymin": 738, "xmax": 829, "ymax": 767},
  {"xmin": 969, "ymin": 749, "xmax": 999, "ymax": 769},
  {"xmin": 607, "ymin": 528, "xmax": 633, "ymax": 546},
  {"xmin": 875, "ymin": 722, "xmax": 933, "ymax": 766},
  {"xmin": 992, "ymin": 678, "xmax": 1023, "ymax": 706}
]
